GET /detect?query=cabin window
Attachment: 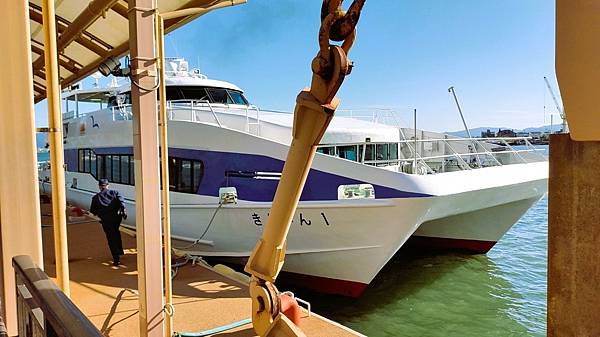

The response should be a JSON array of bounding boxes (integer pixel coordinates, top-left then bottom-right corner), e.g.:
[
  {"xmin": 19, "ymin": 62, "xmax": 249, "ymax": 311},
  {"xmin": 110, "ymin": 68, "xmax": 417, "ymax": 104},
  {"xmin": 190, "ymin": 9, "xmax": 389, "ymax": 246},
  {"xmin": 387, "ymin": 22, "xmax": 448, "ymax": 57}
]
[
  {"xmin": 120, "ymin": 156, "xmax": 130, "ymax": 185},
  {"xmin": 77, "ymin": 148, "xmax": 135, "ymax": 186},
  {"xmin": 317, "ymin": 146, "xmax": 335, "ymax": 155},
  {"xmin": 83, "ymin": 150, "xmax": 91, "ymax": 173},
  {"xmin": 337, "ymin": 145, "xmax": 358, "ymax": 161},
  {"xmin": 206, "ymin": 88, "xmax": 233, "ymax": 104},
  {"xmin": 228, "ymin": 90, "xmax": 248, "ymax": 105},
  {"xmin": 97, "ymin": 155, "xmax": 105, "ymax": 179},
  {"xmin": 112, "ymin": 156, "xmax": 121, "ymax": 183},
  {"xmin": 90, "ymin": 152, "xmax": 97, "ymax": 177},
  {"xmin": 168, "ymin": 157, "xmax": 204, "ymax": 194},
  {"xmin": 360, "ymin": 144, "xmax": 375, "ymax": 162},
  {"xmin": 165, "ymin": 86, "xmax": 211, "ymax": 102},
  {"xmin": 105, "ymin": 155, "xmax": 113, "ymax": 181}
]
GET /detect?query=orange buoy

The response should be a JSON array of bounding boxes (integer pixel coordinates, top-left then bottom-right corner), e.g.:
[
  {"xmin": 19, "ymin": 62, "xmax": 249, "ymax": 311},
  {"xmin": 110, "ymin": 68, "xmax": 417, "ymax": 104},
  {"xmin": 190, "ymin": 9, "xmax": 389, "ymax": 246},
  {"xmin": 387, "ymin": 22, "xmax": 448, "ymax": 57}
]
[{"xmin": 279, "ymin": 293, "xmax": 302, "ymax": 326}]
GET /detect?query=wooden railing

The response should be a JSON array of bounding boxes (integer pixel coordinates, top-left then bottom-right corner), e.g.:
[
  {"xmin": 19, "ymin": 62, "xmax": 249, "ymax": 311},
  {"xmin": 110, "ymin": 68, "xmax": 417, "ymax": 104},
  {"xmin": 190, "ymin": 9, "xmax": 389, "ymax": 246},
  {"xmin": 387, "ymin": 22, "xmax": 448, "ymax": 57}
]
[{"xmin": 12, "ymin": 255, "xmax": 103, "ymax": 337}]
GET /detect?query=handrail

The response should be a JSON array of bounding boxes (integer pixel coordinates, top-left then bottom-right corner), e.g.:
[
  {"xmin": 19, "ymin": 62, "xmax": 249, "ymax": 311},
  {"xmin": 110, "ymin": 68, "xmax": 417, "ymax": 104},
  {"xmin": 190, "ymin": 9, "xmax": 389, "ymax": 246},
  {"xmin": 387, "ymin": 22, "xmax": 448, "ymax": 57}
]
[
  {"xmin": 316, "ymin": 136, "xmax": 546, "ymax": 174},
  {"xmin": 12, "ymin": 255, "xmax": 103, "ymax": 337},
  {"xmin": 168, "ymin": 99, "xmax": 223, "ymax": 127}
]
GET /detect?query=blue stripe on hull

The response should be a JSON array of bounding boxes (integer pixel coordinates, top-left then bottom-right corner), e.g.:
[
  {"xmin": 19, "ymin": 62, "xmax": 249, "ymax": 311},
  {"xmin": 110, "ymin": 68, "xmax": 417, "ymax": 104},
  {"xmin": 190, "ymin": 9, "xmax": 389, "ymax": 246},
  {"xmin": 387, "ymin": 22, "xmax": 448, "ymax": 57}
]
[{"xmin": 65, "ymin": 147, "xmax": 431, "ymax": 201}]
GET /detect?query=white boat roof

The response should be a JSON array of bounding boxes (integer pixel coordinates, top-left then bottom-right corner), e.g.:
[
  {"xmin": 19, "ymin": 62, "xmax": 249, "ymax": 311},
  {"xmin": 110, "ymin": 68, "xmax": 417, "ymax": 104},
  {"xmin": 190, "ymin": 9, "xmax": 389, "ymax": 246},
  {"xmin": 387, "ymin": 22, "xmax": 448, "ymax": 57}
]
[{"xmin": 61, "ymin": 76, "xmax": 243, "ymax": 101}]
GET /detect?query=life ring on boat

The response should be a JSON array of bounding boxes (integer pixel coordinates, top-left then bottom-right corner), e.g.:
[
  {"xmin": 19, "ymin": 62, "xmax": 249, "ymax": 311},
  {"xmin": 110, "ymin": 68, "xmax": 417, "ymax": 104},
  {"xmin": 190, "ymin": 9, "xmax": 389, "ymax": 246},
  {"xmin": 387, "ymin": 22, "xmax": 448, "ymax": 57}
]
[{"xmin": 279, "ymin": 293, "xmax": 302, "ymax": 326}]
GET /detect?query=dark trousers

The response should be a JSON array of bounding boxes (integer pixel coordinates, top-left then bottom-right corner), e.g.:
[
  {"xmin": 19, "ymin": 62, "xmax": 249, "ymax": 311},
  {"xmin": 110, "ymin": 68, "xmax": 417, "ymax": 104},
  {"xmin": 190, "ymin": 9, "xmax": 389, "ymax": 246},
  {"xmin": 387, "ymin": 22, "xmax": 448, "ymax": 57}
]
[{"xmin": 101, "ymin": 220, "xmax": 124, "ymax": 259}]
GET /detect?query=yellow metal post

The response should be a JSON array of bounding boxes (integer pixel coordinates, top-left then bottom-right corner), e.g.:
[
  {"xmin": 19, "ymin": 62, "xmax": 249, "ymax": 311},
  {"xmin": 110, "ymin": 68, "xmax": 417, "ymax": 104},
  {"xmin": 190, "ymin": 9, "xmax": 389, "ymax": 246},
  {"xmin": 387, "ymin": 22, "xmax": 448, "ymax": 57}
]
[
  {"xmin": 0, "ymin": 0, "xmax": 44, "ymax": 334},
  {"xmin": 42, "ymin": 0, "xmax": 70, "ymax": 297},
  {"xmin": 156, "ymin": 14, "xmax": 173, "ymax": 337}
]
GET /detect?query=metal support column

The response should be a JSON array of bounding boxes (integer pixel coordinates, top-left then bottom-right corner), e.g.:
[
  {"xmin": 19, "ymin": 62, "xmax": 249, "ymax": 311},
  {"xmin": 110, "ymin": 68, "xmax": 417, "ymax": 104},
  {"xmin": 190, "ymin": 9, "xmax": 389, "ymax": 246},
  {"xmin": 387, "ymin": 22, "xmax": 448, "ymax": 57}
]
[
  {"xmin": 0, "ymin": 1, "xmax": 44, "ymax": 334},
  {"xmin": 42, "ymin": 0, "xmax": 70, "ymax": 297},
  {"xmin": 128, "ymin": 1, "xmax": 165, "ymax": 336},
  {"xmin": 155, "ymin": 15, "xmax": 173, "ymax": 337},
  {"xmin": 548, "ymin": 134, "xmax": 600, "ymax": 336}
]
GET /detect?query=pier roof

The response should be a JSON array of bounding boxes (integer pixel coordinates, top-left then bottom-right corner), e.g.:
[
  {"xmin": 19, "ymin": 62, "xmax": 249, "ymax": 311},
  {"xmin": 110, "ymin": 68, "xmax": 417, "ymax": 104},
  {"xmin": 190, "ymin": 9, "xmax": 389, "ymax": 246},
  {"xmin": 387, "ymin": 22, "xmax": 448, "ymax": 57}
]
[{"xmin": 28, "ymin": 0, "xmax": 236, "ymax": 103}]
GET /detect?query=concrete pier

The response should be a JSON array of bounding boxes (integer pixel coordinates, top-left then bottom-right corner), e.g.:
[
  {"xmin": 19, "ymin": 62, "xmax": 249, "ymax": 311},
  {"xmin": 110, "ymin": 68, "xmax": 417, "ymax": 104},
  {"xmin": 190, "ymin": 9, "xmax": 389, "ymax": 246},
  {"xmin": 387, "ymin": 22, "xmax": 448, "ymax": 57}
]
[{"xmin": 548, "ymin": 134, "xmax": 600, "ymax": 336}]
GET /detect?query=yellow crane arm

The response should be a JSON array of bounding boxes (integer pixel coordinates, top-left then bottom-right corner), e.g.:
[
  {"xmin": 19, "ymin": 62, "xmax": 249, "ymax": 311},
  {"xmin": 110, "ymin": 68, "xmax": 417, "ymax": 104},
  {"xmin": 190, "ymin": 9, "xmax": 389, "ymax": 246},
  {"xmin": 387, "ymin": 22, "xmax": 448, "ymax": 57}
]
[{"xmin": 243, "ymin": 1, "xmax": 366, "ymax": 336}]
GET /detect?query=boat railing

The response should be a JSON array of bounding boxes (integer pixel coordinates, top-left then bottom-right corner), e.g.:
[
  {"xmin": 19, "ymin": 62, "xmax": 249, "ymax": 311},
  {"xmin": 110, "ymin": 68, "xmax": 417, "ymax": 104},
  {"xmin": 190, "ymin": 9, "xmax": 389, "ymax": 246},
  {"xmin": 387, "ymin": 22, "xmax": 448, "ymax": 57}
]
[
  {"xmin": 166, "ymin": 100, "xmax": 223, "ymax": 127},
  {"xmin": 317, "ymin": 136, "xmax": 546, "ymax": 174}
]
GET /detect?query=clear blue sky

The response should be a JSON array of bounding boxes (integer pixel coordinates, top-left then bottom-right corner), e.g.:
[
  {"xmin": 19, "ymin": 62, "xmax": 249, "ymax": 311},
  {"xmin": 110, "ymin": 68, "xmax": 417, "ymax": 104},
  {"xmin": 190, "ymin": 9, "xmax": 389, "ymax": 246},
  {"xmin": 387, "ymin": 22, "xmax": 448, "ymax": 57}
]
[{"xmin": 36, "ymin": 0, "xmax": 558, "ymax": 132}]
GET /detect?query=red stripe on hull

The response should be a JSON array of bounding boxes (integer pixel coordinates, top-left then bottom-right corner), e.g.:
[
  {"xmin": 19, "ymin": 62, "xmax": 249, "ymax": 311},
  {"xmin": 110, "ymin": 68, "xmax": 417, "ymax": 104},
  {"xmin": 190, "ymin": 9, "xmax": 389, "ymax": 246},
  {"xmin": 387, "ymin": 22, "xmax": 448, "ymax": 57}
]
[
  {"xmin": 277, "ymin": 271, "xmax": 369, "ymax": 298},
  {"xmin": 405, "ymin": 235, "xmax": 497, "ymax": 253}
]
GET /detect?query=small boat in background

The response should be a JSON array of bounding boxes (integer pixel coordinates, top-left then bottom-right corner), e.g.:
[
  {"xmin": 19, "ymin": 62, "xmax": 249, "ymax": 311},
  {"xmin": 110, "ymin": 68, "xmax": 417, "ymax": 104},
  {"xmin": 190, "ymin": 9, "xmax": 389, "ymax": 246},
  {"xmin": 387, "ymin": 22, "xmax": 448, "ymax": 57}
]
[{"xmin": 39, "ymin": 58, "xmax": 548, "ymax": 297}]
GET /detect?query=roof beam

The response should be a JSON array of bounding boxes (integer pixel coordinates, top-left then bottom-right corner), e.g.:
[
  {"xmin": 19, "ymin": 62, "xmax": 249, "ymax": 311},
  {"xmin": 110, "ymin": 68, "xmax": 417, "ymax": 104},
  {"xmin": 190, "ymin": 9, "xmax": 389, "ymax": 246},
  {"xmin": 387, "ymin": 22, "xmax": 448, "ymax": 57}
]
[
  {"xmin": 31, "ymin": 43, "xmax": 80, "ymax": 74},
  {"xmin": 30, "ymin": 0, "xmax": 118, "ymax": 79},
  {"xmin": 110, "ymin": 1, "xmax": 128, "ymax": 19},
  {"xmin": 34, "ymin": 0, "xmax": 242, "ymax": 103}
]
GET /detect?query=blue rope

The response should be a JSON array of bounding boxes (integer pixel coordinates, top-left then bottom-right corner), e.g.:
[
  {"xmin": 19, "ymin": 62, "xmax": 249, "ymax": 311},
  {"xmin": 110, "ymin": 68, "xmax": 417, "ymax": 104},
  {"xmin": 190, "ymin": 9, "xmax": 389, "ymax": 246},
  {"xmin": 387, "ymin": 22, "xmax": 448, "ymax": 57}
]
[{"xmin": 174, "ymin": 318, "xmax": 252, "ymax": 337}]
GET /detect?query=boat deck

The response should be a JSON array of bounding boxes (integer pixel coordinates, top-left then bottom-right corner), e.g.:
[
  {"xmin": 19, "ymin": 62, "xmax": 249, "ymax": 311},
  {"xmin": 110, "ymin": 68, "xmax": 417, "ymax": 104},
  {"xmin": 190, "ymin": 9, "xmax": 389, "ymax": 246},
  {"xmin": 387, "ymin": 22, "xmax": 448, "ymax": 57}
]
[{"xmin": 40, "ymin": 202, "xmax": 361, "ymax": 337}]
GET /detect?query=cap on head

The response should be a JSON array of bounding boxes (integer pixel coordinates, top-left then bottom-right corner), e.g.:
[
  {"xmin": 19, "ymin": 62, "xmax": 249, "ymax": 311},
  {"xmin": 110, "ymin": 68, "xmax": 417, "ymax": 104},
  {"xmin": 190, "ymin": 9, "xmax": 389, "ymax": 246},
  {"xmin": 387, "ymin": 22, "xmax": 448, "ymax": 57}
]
[{"xmin": 98, "ymin": 178, "xmax": 109, "ymax": 186}]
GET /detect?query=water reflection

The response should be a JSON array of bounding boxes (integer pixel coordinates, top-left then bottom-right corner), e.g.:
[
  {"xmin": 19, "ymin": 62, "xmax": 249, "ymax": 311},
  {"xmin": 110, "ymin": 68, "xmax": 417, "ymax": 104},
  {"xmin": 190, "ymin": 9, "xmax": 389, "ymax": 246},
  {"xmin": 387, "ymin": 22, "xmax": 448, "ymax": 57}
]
[{"xmin": 288, "ymin": 195, "xmax": 548, "ymax": 337}]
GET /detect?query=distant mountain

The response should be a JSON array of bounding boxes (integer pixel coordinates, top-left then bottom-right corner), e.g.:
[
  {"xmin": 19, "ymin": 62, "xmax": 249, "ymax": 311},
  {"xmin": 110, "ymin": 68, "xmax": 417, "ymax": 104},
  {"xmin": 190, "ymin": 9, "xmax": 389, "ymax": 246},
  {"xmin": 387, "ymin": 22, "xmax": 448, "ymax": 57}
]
[
  {"xmin": 446, "ymin": 127, "xmax": 507, "ymax": 138},
  {"xmin": 446, "ymin": 124, "xmax": 562, "ymax": 138}
]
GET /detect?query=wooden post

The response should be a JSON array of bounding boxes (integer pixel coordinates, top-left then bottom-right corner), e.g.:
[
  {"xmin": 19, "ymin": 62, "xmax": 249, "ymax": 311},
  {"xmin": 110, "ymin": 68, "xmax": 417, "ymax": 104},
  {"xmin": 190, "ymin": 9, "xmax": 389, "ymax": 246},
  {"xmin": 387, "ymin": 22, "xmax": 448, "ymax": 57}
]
[
  {"xmin": 0, "ymin": 1, "xmax": 44, "ymax": 334},
  {"xmin": 128, "ymin": 1, "xmax": 165, "ymax": 336}
]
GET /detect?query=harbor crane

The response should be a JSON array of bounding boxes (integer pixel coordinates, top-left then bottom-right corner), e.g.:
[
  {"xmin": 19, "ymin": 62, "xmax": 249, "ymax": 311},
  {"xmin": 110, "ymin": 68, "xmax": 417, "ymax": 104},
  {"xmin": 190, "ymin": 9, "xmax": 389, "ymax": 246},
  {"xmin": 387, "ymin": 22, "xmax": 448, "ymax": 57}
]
[
  {"xmin": 244, "ymin": 0, "xmax": 365, "ymax": 336},
  {"xmin": 544, "ymin": 76, "xmax": 568, "ymax": 133}
]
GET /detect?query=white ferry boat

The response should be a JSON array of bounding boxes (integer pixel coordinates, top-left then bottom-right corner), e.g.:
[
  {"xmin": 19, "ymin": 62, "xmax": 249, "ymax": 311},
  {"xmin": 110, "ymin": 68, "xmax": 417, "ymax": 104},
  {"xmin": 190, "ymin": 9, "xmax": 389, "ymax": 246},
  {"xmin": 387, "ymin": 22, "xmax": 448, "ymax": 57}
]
[{"xmin": 39, "ymin": 58, "xmax": 548, "ymax": 297}]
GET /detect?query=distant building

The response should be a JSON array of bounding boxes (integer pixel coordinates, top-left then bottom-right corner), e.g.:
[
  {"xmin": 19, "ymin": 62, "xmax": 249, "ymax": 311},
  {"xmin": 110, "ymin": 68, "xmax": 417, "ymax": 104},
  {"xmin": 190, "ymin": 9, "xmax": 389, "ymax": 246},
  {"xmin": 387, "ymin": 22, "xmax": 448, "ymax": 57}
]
[
  {"xmin": 497, "ymin": 128, "xmax": 516, "ymax": 138},
  {"xmin": 481, "ymin": 129, "xmax": 495, "ymax": 138}
]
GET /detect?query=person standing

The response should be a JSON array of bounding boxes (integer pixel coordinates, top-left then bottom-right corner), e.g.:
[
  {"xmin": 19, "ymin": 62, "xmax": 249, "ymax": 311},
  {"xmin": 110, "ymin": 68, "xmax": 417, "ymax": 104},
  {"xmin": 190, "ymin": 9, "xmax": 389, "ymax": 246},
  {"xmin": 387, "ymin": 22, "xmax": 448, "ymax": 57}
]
[{"xmin": 90, "ymin": 178, "xmax": 127, "ymax": 266}]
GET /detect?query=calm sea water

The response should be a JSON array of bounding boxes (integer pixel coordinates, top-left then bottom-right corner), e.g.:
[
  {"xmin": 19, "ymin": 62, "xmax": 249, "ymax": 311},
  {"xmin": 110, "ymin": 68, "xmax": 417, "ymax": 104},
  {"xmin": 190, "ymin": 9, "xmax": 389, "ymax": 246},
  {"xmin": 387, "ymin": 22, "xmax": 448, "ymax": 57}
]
[
  {"xmin": 298, "ymin": 146, "xmax": 549, "ymax": 337},
  {"xmin": 38, "ymin": 151, "xmax": 50, "ymax": 162}
]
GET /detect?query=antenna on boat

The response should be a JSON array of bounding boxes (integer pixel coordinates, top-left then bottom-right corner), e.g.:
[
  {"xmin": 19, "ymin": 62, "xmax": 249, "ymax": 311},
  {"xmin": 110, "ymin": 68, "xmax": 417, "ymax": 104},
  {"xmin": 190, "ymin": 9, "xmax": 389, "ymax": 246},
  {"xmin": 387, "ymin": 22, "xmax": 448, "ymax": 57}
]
[
  {"xmin": 448, "ymin": 86, "xmax": 482, "ymax": 167},
  {"xmin": 91, "ymin": 72, "xmax": 102, "ymax": 88}
]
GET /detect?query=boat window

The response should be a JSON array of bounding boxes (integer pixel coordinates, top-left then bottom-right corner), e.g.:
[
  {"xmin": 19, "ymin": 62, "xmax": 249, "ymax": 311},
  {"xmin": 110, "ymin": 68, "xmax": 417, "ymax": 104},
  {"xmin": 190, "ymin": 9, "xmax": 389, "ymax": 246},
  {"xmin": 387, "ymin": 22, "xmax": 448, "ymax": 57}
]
[
  {"xmin": 376, "ymin": 144, "xmax": 388, "ymax": 160},
  {"xmin": 168, "ymin": 157, "xmax": 204, "ymax": 194},
  {"xmin": 112, "ymin": 156, "xmax": 121, "ymax": 183},
  {"xmin": 317, "ymin": 146, "xmax": 335, "ymax": 155},
  {"xmin": 120, "ymin": 156, "xmax": 130, "ymax": 185},
  {"xmin": 83, "ymin": 150, "xmax": 91, "ymax": 172},
  {"xmin": 228, "ymin": 90, "xmax": 248, "ymax": 105},
  {"xmin": 337, "ymin": 145, "xmax": 358, "ymax": 161},
  {"xmin": 389, "ymin": 144, "xmax": 398, "ymax": 160},
  {"xmin": 206, "ymin": 88, "xmax": 233, "ymax": 104},
  {"xmin": 179, "ymin": 160, "xmax": 192, "ymax": 192},
  {"xmin": 358, "ymin": 144, "xmax": 375, "ymax": 163},
  {"xmin": 77, "ymin": 149, "xmax": 135, "ymax": 186},
  {"xmin": 90, "ymin": 152, "xmax": 97, "ymax": 177},
  {"xmin": 168, "ymin": 158, "xmax": 178, "ymax": 190},
  {"xmin": 79, "ymin": 149, "xmax": 85, "ymax": 172},
  {"xmin": 97, "ymin": 155, "xmax": 105, "ymax": 179},
  {"xmin": 105, "ymin": 155, "xmax": 112, "ymax": 181},
  {"xmin": 165, "ymin": 86, "xmax": 210, "ymax": 102}
]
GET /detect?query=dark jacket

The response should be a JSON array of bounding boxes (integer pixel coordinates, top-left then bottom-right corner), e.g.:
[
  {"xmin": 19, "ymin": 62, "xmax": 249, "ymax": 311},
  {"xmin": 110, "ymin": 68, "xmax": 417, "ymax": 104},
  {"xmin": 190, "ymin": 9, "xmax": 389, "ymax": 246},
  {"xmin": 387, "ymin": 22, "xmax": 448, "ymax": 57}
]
[{"xmin": 90, "ymin": 189, "xmax": 126, "ymax": 223}]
